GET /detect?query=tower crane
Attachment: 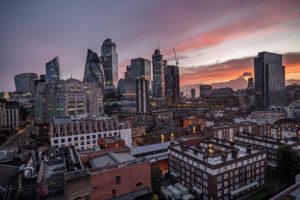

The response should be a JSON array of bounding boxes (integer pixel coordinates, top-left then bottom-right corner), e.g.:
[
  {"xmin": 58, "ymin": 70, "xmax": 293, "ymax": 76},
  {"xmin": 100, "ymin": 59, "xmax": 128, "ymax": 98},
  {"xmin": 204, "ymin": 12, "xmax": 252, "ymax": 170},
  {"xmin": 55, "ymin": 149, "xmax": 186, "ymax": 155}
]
[{"xmin": 173, "ymin": 48, "xmax": 179, "ymax": 66}]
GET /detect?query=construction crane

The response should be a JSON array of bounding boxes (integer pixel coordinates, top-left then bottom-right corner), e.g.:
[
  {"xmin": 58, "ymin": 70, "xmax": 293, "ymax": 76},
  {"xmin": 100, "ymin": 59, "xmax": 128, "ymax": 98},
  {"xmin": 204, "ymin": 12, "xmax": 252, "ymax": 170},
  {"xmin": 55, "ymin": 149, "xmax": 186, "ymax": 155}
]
[{"xmin": 173, "ymin": 48, "xmax": 179, "ymax": 66}]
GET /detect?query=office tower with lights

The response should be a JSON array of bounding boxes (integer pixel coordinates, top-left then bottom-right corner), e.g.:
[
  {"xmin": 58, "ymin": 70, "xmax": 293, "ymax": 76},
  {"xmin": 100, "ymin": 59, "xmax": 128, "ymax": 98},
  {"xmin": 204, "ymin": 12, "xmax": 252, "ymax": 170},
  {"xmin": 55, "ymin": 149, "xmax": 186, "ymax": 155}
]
[
  {"xmin": 254, "ymin": 52, "xmax": 285, "ymax": 110},
  {"xmin": 152, "ymin": 49, "xmax": 166, "ymax": 99},
  {"xmin": 14, "ymin": 73, "xmax": 38, "ymax": 93},
  {"xmin": 101, "ymin": 39, "xmax": 118, "ymax": 86},
  {"xmin": 130, "ymin": 58, "xmax": 151, "ymax": 81},
  {"xmin": 46, "ymin": 57, "xmax": 61, "ymax": 82},
  {"xmin": 165, "ymin": 65, "xmax": 180, "ymax": 105},
  {"xmin": 84, "ymin": 49, "xmax": 105, "ymax": 89}
]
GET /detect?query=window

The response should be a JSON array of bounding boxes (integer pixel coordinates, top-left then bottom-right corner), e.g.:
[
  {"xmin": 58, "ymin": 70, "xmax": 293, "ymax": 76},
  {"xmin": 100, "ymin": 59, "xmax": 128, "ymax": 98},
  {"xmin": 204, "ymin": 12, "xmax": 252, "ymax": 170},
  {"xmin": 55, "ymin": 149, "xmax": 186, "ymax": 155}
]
[
  {"xmin": 112, "ymin": 189, "xmax": 116, "ymax": 196},
  {"xmin": 54, "ymin": 139, "xmax": 58, "ymax": 144},
  {"xmin": 116, "ymin": 176, "xmax": 121, "ymax": 184},
  {"xmin": 136, "ymin": 182, "xmax": 143, "ymax": 188},
  {"xmin": 68, "ymin": 138, "xmax": 72, "ymax": 142}
]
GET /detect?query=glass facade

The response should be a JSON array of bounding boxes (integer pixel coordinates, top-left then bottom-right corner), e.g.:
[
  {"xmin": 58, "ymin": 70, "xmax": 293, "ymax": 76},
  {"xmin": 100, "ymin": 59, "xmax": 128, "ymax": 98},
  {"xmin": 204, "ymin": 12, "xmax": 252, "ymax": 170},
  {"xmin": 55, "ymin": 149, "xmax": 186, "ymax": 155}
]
[
  {"xmin": 46, "ymin": 57, "xmax": 61, "ymax": 82},
  {"xmin": 14, "ymin": 73, "xmax": 38, "ymax": 93},
  {"xmin": 101, "ymin": 39, "xmax": 118, "ymax": 86},
  {"xmin": 152, "ymin": 49, "xmax": 166, "ymax": 99},
  {"xmin": 84, "ymin": 49, "xmax": 105, "ymax": 89},
  {"xmin": 254, "ymin": 52, "xmax": 285, "ymax": 110},
  {"xmin": 130, "ymin": 58, "xmax": 151, "ymax": 81}
]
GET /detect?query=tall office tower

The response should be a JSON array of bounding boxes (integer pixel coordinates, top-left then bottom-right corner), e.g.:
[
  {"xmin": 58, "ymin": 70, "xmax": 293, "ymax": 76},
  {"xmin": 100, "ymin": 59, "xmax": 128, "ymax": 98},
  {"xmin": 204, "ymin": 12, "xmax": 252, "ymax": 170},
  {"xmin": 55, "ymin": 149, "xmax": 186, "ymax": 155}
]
[
  {"xmin": 136, "ymin": 78, "xmax": 149, "ymax": 113},
  {"xmin": 165, "ymin": 65, "xmax": 180, "ymax": 105},
  {"xmin": 14, "ymin": 73, "xmax": 38, "ymax": 93},
  {"xmin": 124, "ymin": 65, "xmax": 132, "ymax": 80},
  {"xmin": 84, "ymin": 49, "xmax": 105, "ymax": 89},
  {"xmin": 35, "ymin": 78, "xmax": 103, "ymax": 124},
  {"xmin": 152, "ymin": 49, "xmax": 166, "ymax": 99},
  {"xmin": 130, "ymin": 58, "xmax": 151, "ymax": 81},
  {"xmin": 247, "ymin": 77, "xmax": 254, "ymax": 89},
  {"xmin": 199, "ymin": 84, "xmax": 212, "ymax": 97},
  {"xmin": 191, "ymin": 89, "xmax": 196, "ymax": 99},
  {"xmin": 254, "ymin": 52, "xmax": 285, "ymax": 110},
  {"xmin": 101, "ymin": 38, "xmax": 118, "ymax": 86},
  {"xmin": 46, "ymin": 57, "xmax": 61, "ymax": 82}
]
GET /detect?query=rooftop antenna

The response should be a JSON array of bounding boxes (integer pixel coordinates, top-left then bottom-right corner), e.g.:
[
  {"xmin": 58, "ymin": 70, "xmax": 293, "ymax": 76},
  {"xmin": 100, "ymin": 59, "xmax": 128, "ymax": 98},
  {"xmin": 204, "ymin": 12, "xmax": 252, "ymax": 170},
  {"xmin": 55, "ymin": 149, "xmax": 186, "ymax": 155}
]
[{"xmin": 158, "ymin": 41, "xmax": 160, "ymax": 51}]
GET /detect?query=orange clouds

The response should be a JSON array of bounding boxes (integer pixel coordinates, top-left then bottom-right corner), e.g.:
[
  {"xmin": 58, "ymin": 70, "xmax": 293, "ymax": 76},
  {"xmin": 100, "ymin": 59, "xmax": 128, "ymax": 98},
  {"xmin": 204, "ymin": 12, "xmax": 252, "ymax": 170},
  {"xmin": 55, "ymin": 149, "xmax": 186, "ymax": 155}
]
[{"xmin": 180, "ymin": 52, "xmax": 300, "ymax": 86}]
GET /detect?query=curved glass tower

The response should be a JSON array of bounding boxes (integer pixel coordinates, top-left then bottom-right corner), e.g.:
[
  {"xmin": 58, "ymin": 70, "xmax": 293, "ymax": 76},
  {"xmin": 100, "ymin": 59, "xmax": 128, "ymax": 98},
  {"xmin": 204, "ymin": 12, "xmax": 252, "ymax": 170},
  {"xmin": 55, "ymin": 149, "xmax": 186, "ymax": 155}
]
[
  {"xmin": 84, "ymin": 49, "xmax": 105, "ymax": 89},
  {"xmin": 14, "ymin": 72, "xmax": 38, "ymax": 93}
]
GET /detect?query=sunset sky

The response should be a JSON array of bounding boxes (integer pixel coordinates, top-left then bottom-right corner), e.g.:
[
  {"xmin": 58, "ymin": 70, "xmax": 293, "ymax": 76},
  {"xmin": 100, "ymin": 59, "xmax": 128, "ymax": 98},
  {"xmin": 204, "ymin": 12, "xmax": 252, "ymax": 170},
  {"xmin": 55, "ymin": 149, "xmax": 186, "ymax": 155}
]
[{"xmin": 0, "ymin": 0, "xmax": 300, "ymax": 91}]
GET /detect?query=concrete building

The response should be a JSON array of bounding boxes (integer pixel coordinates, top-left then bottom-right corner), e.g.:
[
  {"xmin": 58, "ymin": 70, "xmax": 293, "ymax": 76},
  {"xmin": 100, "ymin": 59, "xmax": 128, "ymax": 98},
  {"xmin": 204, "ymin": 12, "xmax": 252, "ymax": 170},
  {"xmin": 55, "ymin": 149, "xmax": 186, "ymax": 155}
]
[
  {"xmin": 46, "ymin": 57, "xmax": 61, "ymax": 82},
  {"xmin": 14, "ymin": 73, "xmax": 38, "ymax": 93},
  {"xmin": 165, "ymin": 65, "xmax": 180, "ymax": 105},
  {"xmin": 199, "ymin": 85, "xmax": 212, "ymax": 97},
  {"xmin": 136, "ymin": 78, "xmax": 149, "ymax": 113},
  {"xmin": 0, "ymin": 99, "xmax": 19, "ymax": 129},
  {"xmin": 49, "ymin": 116, "xmax": 132, "ymax": 150},
  {"xmin": 254, "ymin": 52, "xmax": 285, "ymax": 110},
  {"xmin": 130, "ymin": 58, "xmax": 151, "ymax": 81},
  {"xmin": 36, "ymin": 146, "xmax": 91, "ymax": 200},
  {"xmin": 152, "ymin": 49, "xmax": 166, "ymax": 99},
  {"xmin": 169, "ymin": 137, "xmax": 267, "ymax": 199},
  {"xmin": 34, "ymin": 78, "xmax": 103, "ymax": 124},
  {"xmin": 101, "ymin": 39, "xmax": 118, "ymax": 86}
]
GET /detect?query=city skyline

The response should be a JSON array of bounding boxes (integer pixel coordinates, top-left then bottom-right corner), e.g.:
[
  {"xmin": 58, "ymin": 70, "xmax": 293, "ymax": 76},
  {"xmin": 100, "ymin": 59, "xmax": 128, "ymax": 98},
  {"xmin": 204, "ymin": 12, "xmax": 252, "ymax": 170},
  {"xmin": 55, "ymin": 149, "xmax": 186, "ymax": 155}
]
[{"xmin": 1, "ymin": 0, "xmax": 300, "ymax": 92}]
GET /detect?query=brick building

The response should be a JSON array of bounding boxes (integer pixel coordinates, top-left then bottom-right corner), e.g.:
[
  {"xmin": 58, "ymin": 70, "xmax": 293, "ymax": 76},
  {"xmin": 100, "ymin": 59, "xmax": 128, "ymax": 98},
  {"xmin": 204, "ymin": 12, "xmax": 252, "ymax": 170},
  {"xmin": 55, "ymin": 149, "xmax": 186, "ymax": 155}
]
[{"xmin": 168, "ymin": 137, "xmax": 267, "ymax": 199}]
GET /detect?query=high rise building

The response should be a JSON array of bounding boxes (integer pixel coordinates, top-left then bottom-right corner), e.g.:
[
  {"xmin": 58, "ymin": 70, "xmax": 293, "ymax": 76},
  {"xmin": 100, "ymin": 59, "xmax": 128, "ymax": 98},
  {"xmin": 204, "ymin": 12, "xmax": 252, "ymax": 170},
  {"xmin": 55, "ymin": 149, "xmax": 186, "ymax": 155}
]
[
  {"xmin": 130, "ymin": 58, "xmax": 151, "ymax": 81},
  {"xmin": 46, "ymin": 57, "xmax": 61, "ymax": 82},
  {"xmin": 191, "ymin": 88, "xmax": 195, "ymax": 99},
  {"xmin": 14, "ymin": 73, "xmax": 38, "ymax": 93},
  {"xmin": 247, "ymin": 77, "xmax": 254, "ymax": 89},
  {"xmin": 35, "ymin": 78, "xmax": 103, "ymax": 124},
  {"xmin": 101, "ymin": 39, "xmax": 118, "ymax": 86},
  {"xmin": 136, "ymin": 78, "xmax": 149, "ymax": 113},
  {"xmin": 152, "ymin": 49, "xmax": 166, "ymax": 99},
  {"xmin": 124, "ymin": 65, "xmax": 132, "ymax": 80},
  {"xmin": 84, "ymin": 49, "xmax": 105, "ymax": 89},
  {"xmin": 199, "ymin": 85, "xmax": 212, "ymax": 97},
  {"xmin": 254, "ymin": 52, "xmax": 285, "ymax": 110},
  {"xmin": 165, "ymin": 65, "xmax": 180, "ymax": 105}
]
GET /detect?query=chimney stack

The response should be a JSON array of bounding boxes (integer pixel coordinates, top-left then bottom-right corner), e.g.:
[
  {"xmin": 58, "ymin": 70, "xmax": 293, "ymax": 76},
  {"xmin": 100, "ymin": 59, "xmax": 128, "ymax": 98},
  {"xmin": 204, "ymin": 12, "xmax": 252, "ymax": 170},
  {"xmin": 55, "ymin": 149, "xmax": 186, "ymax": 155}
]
[
  {"xmin": 221, "ymin": 153, "xmax": 227, "ymax": 162},
  {"xmin": 231, "ymin": 149, "xmax": 238, "ymax": 159},
  {"xmin": 246, "ymin": 145, "xmax": 252, "ymax": 154}
]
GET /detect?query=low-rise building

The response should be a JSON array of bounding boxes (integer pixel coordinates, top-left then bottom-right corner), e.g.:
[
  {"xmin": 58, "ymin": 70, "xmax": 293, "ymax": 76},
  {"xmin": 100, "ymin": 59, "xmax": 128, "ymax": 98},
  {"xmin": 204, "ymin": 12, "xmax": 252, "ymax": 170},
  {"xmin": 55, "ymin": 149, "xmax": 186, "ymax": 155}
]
[
  {"xmin": 87, "ymin": 152, "xmax": 152, "ymax": 200},
  {"xmin": 234, "ymin": 133, "xmax": 300, "ymax": 168},
  {"xmin": 169, "ymin": 137, "xmax": 267, "ymax": 200},
  {"xmin": 49, "ymin": 116, "xmax": 132, "ymax": 150},
  {"xmin": 0, "ymin": 99, "xmax": 19, "ymax": 130}
]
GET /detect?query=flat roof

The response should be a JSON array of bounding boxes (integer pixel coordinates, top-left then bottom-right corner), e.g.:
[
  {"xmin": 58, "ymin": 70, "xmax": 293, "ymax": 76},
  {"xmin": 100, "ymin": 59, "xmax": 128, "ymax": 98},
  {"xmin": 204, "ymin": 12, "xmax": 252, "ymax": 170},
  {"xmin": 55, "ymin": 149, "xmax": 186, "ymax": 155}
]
[
  {"xmin": 89, "ymin": 152, "xmax": 136, "ymax": 169},
  {"xmin": 109, "ymin": 187, "xmax": 152, "ymax": 200}
]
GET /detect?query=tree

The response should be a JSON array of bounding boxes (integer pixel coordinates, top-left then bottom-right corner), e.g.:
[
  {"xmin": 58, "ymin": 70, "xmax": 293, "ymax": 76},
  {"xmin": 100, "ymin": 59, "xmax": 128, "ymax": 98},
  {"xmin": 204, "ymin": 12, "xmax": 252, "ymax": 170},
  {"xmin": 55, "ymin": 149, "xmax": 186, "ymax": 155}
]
[
  {"xmin": 277, "ymin": 144, "xmax": 300, "ymax": 179},
  {"xmin": 151, "ymin": 164, "xmax": 162, "ymax": 197}
]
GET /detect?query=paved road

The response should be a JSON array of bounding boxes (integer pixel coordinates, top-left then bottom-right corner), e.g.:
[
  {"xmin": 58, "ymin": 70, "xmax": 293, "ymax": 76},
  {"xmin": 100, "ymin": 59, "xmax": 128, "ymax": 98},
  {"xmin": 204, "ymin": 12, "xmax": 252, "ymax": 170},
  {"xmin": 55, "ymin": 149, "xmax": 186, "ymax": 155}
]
[{"xmin": 0, "ymin": 124, "xmax": 33, "ymax": 152}]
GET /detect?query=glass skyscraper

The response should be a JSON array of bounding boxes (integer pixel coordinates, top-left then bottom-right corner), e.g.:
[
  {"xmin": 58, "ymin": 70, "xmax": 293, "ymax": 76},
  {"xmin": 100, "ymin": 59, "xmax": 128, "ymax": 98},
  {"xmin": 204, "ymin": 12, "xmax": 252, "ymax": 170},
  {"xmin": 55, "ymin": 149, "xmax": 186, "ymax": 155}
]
[
  {"xmin": 254, "ymin": 51, "xmax": 285, "ymax": 110},
  {"xmin": 84, "ymin": 49, "xmax": 105, "ymax": 89},
  {"xmin": 152, "ymin": 49, "xmax": 166, "ymax": 99},
  {"xmin": 101, "ymin": 38, "xmax": 118, "ymax": 86},
  {"xmin": 130, "ymin": 58, "xmax": 151, "ymax": 81},
  {"xmin": 165, "ymin": 65, "xmax": 180, "ymax": 105},
  {"xmin": 14, "ymin": 72, "xmax": 38, "ymax": 93},
  {"xmin": 46, "ymin": 57, "xmax": 61, "ymax": 82}
]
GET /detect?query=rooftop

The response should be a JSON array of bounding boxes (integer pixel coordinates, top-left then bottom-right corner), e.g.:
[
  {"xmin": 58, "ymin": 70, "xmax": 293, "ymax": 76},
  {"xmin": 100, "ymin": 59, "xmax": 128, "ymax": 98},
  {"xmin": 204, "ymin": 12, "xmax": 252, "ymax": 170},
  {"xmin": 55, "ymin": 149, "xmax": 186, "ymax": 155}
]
[{"xmin": 89, "ymin": 152, "xmax": 136, "ymax": 169}]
